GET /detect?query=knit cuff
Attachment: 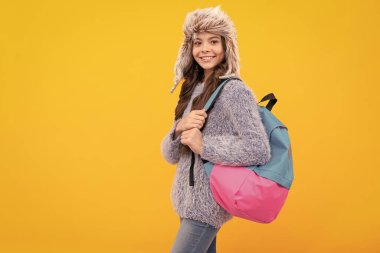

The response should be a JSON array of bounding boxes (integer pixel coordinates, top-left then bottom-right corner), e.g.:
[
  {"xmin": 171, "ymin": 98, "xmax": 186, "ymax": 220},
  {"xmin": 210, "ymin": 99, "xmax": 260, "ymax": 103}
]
[{"xmin": 160, "ymin": 118, "xmax": 182, "ymax": 165}]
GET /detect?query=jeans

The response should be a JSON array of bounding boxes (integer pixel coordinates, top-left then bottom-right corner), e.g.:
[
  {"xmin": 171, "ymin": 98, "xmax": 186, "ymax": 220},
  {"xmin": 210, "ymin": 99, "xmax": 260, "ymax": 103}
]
[{"xmin": 171, "ymin": 217, "xmax": 220, "ymax": 253}]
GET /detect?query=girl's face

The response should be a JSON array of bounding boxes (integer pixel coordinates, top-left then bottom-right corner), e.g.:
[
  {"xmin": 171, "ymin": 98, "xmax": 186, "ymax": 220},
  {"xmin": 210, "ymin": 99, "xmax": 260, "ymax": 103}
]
[{"xmin": 192, "ymin": 32, "xmax": 225, "ymax": 77}]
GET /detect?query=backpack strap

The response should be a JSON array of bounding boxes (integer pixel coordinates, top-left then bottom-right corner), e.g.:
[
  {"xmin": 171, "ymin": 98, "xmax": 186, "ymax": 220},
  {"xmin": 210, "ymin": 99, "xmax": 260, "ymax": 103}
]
[
  {"xmin": 203, "ymin": 77, "xmax": 241, "ymax": 112},
  {"xmin": 189, "ymin": 76, "xmax": 241, "ymax": 187},
  {"xmin": 258, "ymin": 93, "xmax": 277, "ymax": 111}
]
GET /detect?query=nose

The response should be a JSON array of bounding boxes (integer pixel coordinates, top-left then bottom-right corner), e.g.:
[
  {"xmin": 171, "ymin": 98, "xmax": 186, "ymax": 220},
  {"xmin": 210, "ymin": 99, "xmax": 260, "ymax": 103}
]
[{"xmin": 201, "ymin": 42, "xmax": 210, "ymax": 52}]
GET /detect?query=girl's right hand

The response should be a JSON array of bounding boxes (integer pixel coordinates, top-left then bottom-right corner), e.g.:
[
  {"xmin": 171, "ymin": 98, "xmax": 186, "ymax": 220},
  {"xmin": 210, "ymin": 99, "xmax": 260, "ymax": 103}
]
[{"xmin": 175, "ymin": 109, "xmax": 207, "ymax": 135}]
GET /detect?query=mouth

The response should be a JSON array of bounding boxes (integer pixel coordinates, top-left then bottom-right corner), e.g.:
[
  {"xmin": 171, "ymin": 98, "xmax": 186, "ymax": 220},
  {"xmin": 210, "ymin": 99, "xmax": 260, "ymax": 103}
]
[{"xmin": 200, "ymin": 56, "xmax": 215, "ymax": 62}]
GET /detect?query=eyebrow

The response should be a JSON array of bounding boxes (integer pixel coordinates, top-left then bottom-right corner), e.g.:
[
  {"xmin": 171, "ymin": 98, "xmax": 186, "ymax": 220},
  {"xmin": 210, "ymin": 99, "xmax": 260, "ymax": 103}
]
[{"xmin": 194, "ymin": 36, "xmax": 220, "ymax": 41}]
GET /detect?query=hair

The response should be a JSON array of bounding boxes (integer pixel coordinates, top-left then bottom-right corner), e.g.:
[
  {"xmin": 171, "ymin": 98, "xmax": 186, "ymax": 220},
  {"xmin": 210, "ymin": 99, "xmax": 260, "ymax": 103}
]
[{"xmin": 175, "ymin": 36, "xmax": 228, "ymax": 156}]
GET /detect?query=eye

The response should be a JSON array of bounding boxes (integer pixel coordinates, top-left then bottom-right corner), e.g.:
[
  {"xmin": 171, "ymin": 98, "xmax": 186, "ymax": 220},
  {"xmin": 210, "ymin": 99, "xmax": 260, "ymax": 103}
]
[
  {"xmin": 211, "ymin": 40, "xmax": 219, "ymax": 44},
  {"xmin": 194, "ymin": 41, "xmax": 201, "ymax": 46}
]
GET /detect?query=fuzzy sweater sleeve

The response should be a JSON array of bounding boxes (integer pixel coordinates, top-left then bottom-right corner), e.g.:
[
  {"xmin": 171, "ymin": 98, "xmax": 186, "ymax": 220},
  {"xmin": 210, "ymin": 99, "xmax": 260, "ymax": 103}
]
[
  {"xmin": 160, "ymin": 118, "xmax": 182, "ymax": 165},
  {"xmin": 200, "ymin": 80, "xmax": 271, "ymax": 166}
]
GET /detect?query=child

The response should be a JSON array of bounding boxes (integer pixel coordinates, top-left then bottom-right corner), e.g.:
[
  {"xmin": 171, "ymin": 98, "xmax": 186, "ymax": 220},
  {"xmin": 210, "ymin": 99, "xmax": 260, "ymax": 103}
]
[{"xmin": 161, "ymin": 6, "xmax": 271, "ymax": 253}]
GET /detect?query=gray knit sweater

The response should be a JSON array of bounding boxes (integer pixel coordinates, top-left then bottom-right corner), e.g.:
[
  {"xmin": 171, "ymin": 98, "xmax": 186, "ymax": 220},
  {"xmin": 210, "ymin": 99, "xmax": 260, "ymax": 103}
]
[{"xmin": 161, "ymin": 78, "xmax": 271, "ymax": 229}]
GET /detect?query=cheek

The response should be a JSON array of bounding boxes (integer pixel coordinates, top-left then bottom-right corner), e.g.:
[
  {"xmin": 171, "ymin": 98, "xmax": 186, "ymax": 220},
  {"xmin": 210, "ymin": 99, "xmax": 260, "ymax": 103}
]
[
  {"xmin": 217, "ymin": 46, "xmax": 224, "ymax": 58},
  {"xmin": 192, "ymin": 48, "xmax": 198, "ymax": 57},
  {"xmin": 218, "ymin": 50, "xmax": 225, "ymax": 61}
]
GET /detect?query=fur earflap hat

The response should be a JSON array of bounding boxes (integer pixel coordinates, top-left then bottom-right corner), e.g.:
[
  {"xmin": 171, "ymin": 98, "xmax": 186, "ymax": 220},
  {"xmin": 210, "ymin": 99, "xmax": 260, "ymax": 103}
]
[{"xmin": 170, "ymin": 5, "xmax": 240, "ymax": 93}]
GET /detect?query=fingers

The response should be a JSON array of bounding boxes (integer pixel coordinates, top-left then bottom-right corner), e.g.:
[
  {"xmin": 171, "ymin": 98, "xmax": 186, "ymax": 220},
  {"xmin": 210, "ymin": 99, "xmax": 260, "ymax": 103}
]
[
  {"xmin": 190, "ymin": 110, "xmax": 207, "ymax": 122},
  {"xmin": 192, "ymin": 109, "xmax": 207, "ymax": 118},
  {"xmin": 181, "ymin": 127, "xmax": 200, "ymax": 136},
  {"xmin": 180, "ymin": 109, "xmax": 208, "ymax": 131},
  {"xmin": 193, "ymin": 116, "xmax": 206, "ymax": 124},
  {"xmin": 183, "ymin": 118, "xmax": 204, "ymax": 130},
  {"xmin": 182, "ymin": 123, "xmax": 202, "ymax": 131}
]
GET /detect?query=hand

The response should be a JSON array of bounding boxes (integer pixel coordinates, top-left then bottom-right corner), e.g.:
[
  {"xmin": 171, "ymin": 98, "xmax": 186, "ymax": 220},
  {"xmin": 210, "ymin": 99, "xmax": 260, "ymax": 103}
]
[
  {"xmin": 180, "ymin": 128, "xmax": 203, "ymax": 155},
  {"xmin": 176, "ymin": 109, "xmax": 207, "ymax": 133},
  {"xmin": 174, "ymin": 109, "xmax": 207, "ymax": 139}
]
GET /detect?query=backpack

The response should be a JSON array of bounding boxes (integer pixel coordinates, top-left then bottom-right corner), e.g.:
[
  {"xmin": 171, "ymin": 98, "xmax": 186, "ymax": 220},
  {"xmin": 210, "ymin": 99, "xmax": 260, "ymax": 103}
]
[{"xmin": 194, "ymin": 77, "xmax": 294, "ymax": 223}]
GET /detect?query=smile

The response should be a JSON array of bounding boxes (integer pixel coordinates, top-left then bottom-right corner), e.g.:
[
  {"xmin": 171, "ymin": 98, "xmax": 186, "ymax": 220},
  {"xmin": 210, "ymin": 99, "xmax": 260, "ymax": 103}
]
[{"xmin": 200, "ymin": 56, "xmax": 215, "ymax": 61}]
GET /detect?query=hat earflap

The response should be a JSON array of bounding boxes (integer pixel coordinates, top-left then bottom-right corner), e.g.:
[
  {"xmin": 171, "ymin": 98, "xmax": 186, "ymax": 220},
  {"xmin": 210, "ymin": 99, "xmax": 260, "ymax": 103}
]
[{"xmin": 171, "ymin": 41, "xmax": 192, "ymax": 93}]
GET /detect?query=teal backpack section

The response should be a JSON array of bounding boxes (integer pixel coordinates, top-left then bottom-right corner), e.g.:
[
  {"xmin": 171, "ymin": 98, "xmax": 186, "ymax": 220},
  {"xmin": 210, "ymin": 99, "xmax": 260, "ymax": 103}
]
[
  {"xmin": 202, "ymin": 78, "xmax": 294, "ymax": 189},
  {"xmin": 246, "ymin": 105, "xmax": 294, "ymax": 189}
]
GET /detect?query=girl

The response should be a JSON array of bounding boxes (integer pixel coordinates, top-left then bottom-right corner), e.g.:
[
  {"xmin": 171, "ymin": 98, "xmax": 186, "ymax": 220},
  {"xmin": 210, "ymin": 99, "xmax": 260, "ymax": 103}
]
[{"xmin": 161, "ymin": 6, "xmax": 271, "ymax": 253}]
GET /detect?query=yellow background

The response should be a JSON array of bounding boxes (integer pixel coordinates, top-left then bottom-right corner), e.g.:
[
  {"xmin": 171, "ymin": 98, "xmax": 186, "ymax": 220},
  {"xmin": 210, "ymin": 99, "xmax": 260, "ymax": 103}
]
[{"xmin": 1, "ymin": 0, "xmax": 379, "ymax": 252}]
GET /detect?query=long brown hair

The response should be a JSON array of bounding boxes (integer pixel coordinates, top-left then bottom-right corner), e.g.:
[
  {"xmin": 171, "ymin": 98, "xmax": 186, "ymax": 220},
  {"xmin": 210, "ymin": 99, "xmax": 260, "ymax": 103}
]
[{"xmin": 175, "ymin": 36, "xmax": 228, "ymax": 156}]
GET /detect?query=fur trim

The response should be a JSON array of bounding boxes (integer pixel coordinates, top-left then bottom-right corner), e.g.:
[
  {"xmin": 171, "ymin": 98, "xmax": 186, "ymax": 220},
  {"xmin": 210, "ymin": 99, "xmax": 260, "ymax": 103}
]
[{"xmin": 170, "ymin": 5, "xmax": 240, "ymax": 93}]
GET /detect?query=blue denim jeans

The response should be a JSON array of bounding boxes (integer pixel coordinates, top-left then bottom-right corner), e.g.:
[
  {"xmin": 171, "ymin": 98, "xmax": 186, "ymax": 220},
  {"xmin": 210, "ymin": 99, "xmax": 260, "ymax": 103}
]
[{"xmin": 171, "ymin": 217, "xmax": 220, "ymax": 253}]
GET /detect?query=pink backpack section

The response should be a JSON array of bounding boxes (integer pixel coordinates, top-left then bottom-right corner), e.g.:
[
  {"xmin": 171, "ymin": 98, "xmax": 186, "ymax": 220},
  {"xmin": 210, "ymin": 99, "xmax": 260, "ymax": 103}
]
[{"xmin": 209, "ymin": 164, "xmax": 289, "ymax": 223}]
